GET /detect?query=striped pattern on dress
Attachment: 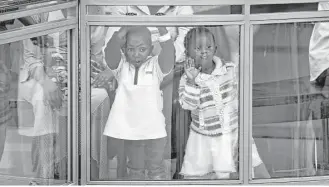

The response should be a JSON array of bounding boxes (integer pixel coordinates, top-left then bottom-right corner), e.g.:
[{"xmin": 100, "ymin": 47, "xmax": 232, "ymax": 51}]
[{"xmin": 179, "ymin": 62, "xmax": 239, "ymax": 136}]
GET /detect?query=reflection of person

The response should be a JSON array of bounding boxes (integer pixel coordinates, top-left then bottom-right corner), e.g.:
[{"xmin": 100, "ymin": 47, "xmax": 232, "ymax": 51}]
[
  {"xmin": 103, "ymin": 26, "xmax": 174, "ymax": 180},
  {"xmin": 178, "ymin": 27, "xmax": 266, "ymax": 179},
  {"xmin": 0, "ymin": 21, "xmax": 13, "ymax": 162},
  {"xmin": 309, "ymin": 2, "xmax": 329, "ymax": 97},
  {"xmin": 16, "ymin": 10, "xmax": 65, "ymax": 185},
  {"xmin": 0, "ymin": 14, "xmax": 57, "ymax": 164},
  {"xmin": 0, "ymin": 53, "xmax": 12, "ymax": 163}
]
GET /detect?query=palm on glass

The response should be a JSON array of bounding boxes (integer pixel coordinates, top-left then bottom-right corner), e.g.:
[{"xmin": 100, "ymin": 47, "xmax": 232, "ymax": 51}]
[{"xmin": 184, "ymin": 57, "xmax": 201, "ymax": 83}]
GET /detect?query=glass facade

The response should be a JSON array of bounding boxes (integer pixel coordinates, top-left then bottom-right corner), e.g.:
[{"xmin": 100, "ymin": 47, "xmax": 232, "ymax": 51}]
[
  {"xmin": 0, "ymin": 0, "xmax": 328, "ymax": 185},
  {"xmin": 0, "ymin": 0, "xmax": 78, "ymax": 185},
  {"xmin": 88, "ymin": 24, "xmax": 241, "ymax": 181},
  {"xmin": 252, "ymin": 21, "xmax": 329, "ymax": 178}
]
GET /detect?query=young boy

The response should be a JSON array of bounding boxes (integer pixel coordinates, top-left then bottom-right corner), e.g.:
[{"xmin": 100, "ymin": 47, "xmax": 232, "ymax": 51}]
[{"xmin": 103, "ymin": 26, "xmax": 175, "ymax": 180}]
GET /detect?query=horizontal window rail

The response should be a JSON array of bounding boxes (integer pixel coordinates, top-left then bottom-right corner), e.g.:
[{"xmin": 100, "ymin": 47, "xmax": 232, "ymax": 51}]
[
  {"xmin": 0, "ymin": 18, "xmax": 76, "ymax": 44},
  {"xmin": 0, "ymin": 1, "xmax": 77, "ymax": 22},
  {"xmin": 84, "ymin": 0, "xmax": 246, "ymax": 6},
  {"xmin": 85, "ymin": 15, "xmax": 245, "ymax": 24}
]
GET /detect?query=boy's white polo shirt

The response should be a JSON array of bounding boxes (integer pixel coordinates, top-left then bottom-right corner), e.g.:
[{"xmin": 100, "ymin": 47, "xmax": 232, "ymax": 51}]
[
  {"xmin": 111, "ymin": 55, "xmax": 165, "ymax": 86},
  {"xmin": 104, "ymin": 55, "xmax": 167, "ymax": 140}
]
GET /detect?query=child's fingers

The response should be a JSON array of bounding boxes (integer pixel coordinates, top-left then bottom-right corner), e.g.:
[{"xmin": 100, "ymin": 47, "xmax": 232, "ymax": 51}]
[{"xmin": 187, "ymin": 58, "xmax": 192, "ymax": 69}]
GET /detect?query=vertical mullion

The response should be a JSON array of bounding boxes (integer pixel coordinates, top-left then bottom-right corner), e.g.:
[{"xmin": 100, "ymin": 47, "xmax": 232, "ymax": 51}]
[
  {"xmin": 85, "ymin": 24, "xmax": 91, "ymax": 183},
  {"xmin": 67, "ymin": 29, "xmax": 72, "ymax": 183},
  {"xmin": 80, "ymin": 0, "xmax": 88, "ymax": 185},
  {"xmin": 72, "ymin": 26, "xmax": 79, "ymax": 184},
  {"xmin": 243, "ymin": 2, "xmax": 252, "ymax": 184}
]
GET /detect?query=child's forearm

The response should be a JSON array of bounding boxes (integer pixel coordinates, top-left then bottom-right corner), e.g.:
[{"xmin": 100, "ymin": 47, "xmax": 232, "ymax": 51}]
[
  {"xmin": 104, "ymin": 31, "xmax": 123, "ymax": 70},
  {"xmin": 158, "ymin": 34, "xmax": 175, "ymax": 74}
]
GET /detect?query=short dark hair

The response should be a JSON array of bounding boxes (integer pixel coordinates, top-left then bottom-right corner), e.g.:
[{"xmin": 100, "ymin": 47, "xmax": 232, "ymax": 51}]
[{"xmin": 184, "ymin": 27, "xmax": 216, "ymax": 56}]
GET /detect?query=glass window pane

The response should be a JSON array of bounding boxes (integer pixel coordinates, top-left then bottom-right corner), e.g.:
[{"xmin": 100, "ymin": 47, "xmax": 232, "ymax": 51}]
[
  {"xmin": 87, "ymin": 5, "xmax": 243, "ymax": 15},
  {"xmin": 252, "ymin": 21, "xmax": 329, "ymax": 179},
  {"xmin": 0, "ymin": 29, "xmax": 72, "ymax": 184},
  {"xmin": 0, "ymin": 1, "xmax": 76, "ymax": 34},
  {"xmin": 0, "ymin": 0, "xmax": 76, "ymax": 14},
  {"xmin": 251, "ymin": 3, "xmax": 318, "ymax": 13},
  {"xmin": 89, "ymin": 24, "xmax": 241, "ymax": 181}
]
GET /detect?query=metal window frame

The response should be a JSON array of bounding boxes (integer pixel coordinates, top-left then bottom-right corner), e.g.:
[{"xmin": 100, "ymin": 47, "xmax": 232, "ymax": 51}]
[
  {"xmin": 0, "ymin": 2, "xmax": 79, "ymax": 185},
  {"xmin": 79, "ymin": 0, "xmax": 329, "ymax": 185}
]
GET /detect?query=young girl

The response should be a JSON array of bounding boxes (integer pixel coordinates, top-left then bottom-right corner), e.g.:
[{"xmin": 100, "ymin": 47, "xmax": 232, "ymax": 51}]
[{"xmin": 178, "ymin": 27, "xmax": 265, "ymax": 179}]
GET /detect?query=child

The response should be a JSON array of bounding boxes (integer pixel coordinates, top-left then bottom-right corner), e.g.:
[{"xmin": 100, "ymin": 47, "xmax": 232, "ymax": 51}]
[
  {"xmin": 103, "ymin": 26, "xmax": 175, "ymax": 180},
  {"xmin": 178, "ymin": 27, "xmax": 266, "ymax": 179}
]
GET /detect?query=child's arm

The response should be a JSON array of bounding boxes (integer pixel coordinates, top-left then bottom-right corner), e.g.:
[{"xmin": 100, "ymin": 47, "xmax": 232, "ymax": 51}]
[
  {"xmin": 178, "ymin": 74, "xmax": 201, "ymax": 110},
  {"xmin": 174, "ymin": 6, "xmax": 194, "ymax": 63},
  {"xmin": 104, "ymin": 27, "xmax": 128, "ymax": 70},
  {"xmin": 157, "ymin": 27, "xmax": 175, "ymax": 74}
]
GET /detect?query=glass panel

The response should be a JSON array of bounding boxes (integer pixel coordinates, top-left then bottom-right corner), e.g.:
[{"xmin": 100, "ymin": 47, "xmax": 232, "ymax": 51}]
[
  {"xmin": 0, "ymin": 0, "xmax": 76, "ymax": 14},
  {"xmin": 252, "ymin": 21, "xmax": 329, "ymax": 179},
  {"xmin": 0, "ymin": 29, "xmax": 71, "ymax": 184},
  {"xmin": 251, "ymin": 3, "xmax": 319, "ymax": 13},
  {"xmin": 0, "ymin": 1, "xmax": 76, "ymax": 33},
  {"xmin": 89, "ymin": 25, "xmax": 241, "ymax": 181},
  {"xmin": 87, "ymin": 5, "xmax": 243, "ymax": 15}
]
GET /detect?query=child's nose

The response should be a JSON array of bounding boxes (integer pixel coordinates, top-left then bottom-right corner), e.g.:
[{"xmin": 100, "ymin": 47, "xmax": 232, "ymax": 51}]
[
  {"xmin": 200, "ymin": 48, "xmax": 208, "ymax": 54},
  {"xmin": 133, "ymin": 51, "xmax": 140, "ymax": 57}
]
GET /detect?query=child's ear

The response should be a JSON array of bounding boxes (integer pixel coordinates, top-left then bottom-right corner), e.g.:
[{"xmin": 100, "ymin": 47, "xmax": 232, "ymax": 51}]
[{"xmin": 214, "ymin": 46, "xmax": 218, "ymax": 54}]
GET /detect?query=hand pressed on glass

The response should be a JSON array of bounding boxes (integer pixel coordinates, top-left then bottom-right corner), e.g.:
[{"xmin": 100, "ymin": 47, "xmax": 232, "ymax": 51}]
[
  {"xmin": 184, "ymin": 57, "xmax": 201, "ymax": 84},
  {"xmin": 92, "ymin": 68, "xmax": 114, "ymax": 88}
]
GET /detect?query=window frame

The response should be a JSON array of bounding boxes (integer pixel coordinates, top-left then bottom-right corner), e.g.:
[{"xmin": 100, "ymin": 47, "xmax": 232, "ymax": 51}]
[
  {"xmin": 79, "ymin": 0, "xmax": 329, "ymax": 185},
  {"xmin": 0, "ymin": 1, "xmax": 79, "ymax": 185}
]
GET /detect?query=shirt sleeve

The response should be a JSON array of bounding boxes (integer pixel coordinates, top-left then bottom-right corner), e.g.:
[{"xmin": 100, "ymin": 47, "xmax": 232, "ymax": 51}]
[
  {"xmin": 309, "ymin": 2, "xmax": 329, "ymax": 82},
  {"xmin": 175, "ymin": 6, "xmax": 194, "ymax": 62},
  {"xmin": 109, "ymin": 53, "xmax": 125, "ymax": 80},
  {"xmin": 178, "ymin": 74, "xmax": 201, "ymax": 110}
]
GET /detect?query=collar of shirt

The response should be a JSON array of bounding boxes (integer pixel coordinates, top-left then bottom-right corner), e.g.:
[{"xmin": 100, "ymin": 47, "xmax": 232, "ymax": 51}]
[
  {"xmin": 126, "ymin": 56, "xmax": 154, "ymax": 72},
  {"xmin": 195, "ymin": 56, "xmax": 236, "ymax": 83}
]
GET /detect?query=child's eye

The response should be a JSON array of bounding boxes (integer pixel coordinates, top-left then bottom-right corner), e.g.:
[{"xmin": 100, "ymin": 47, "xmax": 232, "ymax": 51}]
[
  {"xmin": 127, "ymin": 48, "xmax": 134, "ymax": 52},
  {"xmin": 208, "ymin": 46, "xmax": 212, "ymax": 49},
  {"xmin": 140, "ymin": 48, "xmax": 146, "ymax": 52}
]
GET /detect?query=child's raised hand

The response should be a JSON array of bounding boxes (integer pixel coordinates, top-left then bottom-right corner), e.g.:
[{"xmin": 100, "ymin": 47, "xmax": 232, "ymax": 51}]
[
  {"xmin": 116, "ymin": 26, "xmax": 131, "ymax": 41},
  {"xmin": 184, "ymin": 57, "xmax": 201, "ymax": 83}
]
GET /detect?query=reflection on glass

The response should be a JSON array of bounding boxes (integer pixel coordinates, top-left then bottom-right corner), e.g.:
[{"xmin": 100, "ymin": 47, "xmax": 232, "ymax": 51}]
[
  {"xmin": 0, "ymin": 0, "xmax": 74, "ymax": 14},
  {"xmin": 87, "ymin": 5, "xmax": 242, "ymax": 16},
  {"xmin": 0, "ymin": 2, "xmax": 75, "ymax": 34},
  {"xmin": 250, "ymin": 3, "xmax": 318, "ymax": 13},
  {"xmin": 0, "ymin": 11, "xmax": 69, "ymax": 185},
  {"xmin": 252, "ymin": 21, "xmax": 329, "ymax": 179},
  {"xmin": 89, "ymin": 24, "xmax": 241, "ymax": 181}
]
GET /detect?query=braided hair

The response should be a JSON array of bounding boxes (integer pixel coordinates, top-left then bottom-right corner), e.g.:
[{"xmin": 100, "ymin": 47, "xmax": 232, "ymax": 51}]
[{"xmin": 184, "ymin": 27, "xmax": 216, "ymax": 57}]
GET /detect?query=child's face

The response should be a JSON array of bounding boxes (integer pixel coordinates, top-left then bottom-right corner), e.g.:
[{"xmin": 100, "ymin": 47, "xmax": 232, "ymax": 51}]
[
  {"xmin": 124, "ymin": 31, "xmax": 153, "ymax": 67},
  {"xmin": 187, "ymin": 33, "xmax": 217, "ymax": 68}
]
